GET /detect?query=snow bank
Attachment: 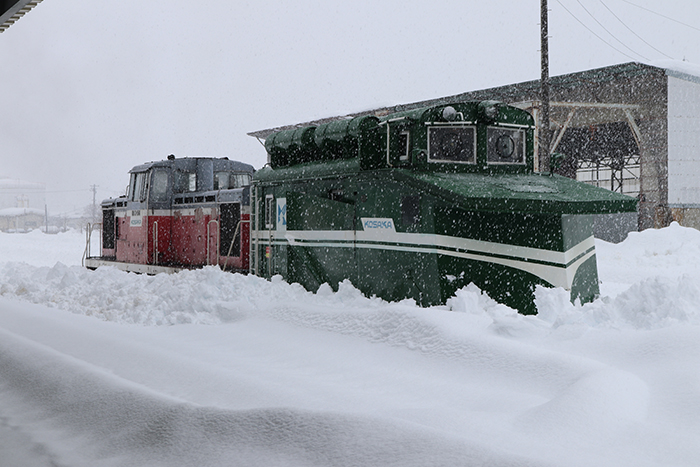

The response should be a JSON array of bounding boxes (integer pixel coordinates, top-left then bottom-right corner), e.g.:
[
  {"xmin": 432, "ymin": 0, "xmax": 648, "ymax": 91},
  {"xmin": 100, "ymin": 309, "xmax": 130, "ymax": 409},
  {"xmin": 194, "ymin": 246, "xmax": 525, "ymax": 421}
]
[
  {"xmin": 535, "ymin": 223, "xmax": 700, "ymax": 329},
  {"xmin": 3, "ymin": 327, "xmax": 548, "ymax": 467},
  {"xmin": 4, "ymin": 223, "xmax": 700, "ymax": 332},
  {"xmin": 2, "ymin": 223, "xmax": 700, "ymax": 466},
  {"xmin": 0, "ymin": 229, "xmax": 86, "ymax": 267}
]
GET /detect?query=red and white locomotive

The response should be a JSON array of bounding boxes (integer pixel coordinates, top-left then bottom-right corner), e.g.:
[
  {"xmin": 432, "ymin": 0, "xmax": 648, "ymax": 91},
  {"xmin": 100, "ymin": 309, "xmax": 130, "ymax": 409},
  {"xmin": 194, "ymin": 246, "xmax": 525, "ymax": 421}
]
[{"xmin": 84, "ymin": 155, "xmax": 254, "ymax": 274}]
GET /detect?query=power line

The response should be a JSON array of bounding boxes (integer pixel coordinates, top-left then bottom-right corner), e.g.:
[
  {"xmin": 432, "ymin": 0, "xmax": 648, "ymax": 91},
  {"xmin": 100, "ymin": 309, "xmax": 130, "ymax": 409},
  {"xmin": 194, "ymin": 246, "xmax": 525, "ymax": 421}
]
[
  {"xmin": 575, "ymin": 0, "xmax": 649, "ymax": 61},
  {"xmin": 43, "ymin": 189, "xmax": 93, "ymax": 194},
  {"xmin": 620, "ymin": 0, "xmax": 700, "ymax": 33},
  {"xmin": 599, "ymin": 0, "xmax": 674, "ymax": 59},
  {"xmin": 0, "ymin": 188, "xmax": 93, "ymax": 194},
  {"xmin": 555, "ymin": 0, "xmax": 639, "ymax": 61}
]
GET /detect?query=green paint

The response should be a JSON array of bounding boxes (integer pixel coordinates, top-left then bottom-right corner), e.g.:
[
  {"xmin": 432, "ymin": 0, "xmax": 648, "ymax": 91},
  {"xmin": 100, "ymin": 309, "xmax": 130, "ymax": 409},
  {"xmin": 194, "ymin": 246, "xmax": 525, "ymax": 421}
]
[{"xmin": 251, "ymin": 101, "xmax": 637, "ymax": 314}]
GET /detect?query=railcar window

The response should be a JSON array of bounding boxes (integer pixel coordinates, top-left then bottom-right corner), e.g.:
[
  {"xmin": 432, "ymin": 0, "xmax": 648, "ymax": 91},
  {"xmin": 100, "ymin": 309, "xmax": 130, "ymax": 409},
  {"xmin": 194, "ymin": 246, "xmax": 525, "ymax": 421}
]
[
  {"xmin": 128, "ymin": 174, "xmax": 136, "ymax": 200},
  {"xmin": 174, "ymin": 171, "xmax": 197, "ymax": 193},
  {"xmin": 265, "ymin": 195, "xmax": 274, "ymax": 229},
  {"xmin": 214, "ymin": 172, "xmax": 251, "ymax": 190},
  {"xmin": 129, "ymin": 172, "xmax": 148, "ymax": 202},
  {"xmin": 398, "ymin": 131, "xmax": 410, "ymax": 161},
  {"xmin": 214, "ymin": 172, "xmax": 230, "ymax": 190},
  {"xmin": 233, "ymin": 173, "xmax": 252, "ymax": 187},
  {"xmin": 428, "ymin": 126, "xmax": 476, "ymax": 163},
  {"xmin": 487, "ymin": 127, "xmax": 525, "ymax": 164},
  {"xmin": 150, "ymin": 169, "xmax": 169, "ymax": 203},
  {"xmin": 102, "ymin": 209, "xmax": 115, "ymax": 250}
]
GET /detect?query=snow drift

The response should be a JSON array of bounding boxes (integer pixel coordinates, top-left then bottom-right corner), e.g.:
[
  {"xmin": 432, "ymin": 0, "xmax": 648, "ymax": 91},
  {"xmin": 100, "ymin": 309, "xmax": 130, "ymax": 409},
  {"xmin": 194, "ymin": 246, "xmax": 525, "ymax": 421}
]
[{"xmin": 1, "ymin": 224, "xmax": 700, "ymax": 466}]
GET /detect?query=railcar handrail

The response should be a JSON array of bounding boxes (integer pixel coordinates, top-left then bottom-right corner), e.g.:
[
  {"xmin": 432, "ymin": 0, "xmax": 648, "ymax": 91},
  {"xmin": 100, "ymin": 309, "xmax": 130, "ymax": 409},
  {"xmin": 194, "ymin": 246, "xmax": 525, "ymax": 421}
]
[
  {"xmin": 152, "ymin": 221, "xmax": 159, "ymax": 265},
  {"xmin": 81, "ymin": 222, "xmax": 102, "ymax": 267},
  {"xmin": 206, "ymin": 219, "xmax": 220, "ymax": 266},
  {"xmin": 250, "ymin": 187, "xmax": 258, "ymax": 275}
]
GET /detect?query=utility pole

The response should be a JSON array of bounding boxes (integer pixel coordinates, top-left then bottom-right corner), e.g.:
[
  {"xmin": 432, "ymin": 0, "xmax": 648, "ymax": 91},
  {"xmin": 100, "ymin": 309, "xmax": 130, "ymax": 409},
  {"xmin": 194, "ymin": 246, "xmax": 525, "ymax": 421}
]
[
  {"xmin": 540, "ymin": 0, "xmax": 551, "ymax": 173},
  {"xmin": 90, "ymin": 184, "xmax": 98, "ymax": 225}
]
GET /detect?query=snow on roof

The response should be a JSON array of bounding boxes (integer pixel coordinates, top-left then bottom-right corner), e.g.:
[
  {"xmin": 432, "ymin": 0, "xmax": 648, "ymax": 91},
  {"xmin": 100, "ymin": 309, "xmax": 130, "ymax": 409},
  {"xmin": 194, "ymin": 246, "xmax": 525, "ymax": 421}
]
[
  {"xmin": 0, "ymin": 207, "xmax": 44, "ymax": 217},
  {"xmin": 652, "ymin": 59, "xmax": 700, "ymax": 84}
]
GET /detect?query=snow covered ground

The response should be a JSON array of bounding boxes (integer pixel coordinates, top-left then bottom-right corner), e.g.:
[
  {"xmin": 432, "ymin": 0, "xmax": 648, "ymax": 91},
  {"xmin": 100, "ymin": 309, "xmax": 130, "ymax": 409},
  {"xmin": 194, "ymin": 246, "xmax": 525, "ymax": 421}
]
[{"xmin": 1, "ymin": 225, "xmax": 699, "ymax": 467}]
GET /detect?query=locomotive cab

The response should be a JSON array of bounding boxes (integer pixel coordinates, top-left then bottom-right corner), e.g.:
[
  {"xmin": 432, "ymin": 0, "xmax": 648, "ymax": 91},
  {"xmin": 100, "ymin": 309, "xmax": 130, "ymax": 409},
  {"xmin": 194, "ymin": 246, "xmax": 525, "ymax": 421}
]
[{"xmin": 85, "ymin": 156, "xmax": 254, "ymax": 274}]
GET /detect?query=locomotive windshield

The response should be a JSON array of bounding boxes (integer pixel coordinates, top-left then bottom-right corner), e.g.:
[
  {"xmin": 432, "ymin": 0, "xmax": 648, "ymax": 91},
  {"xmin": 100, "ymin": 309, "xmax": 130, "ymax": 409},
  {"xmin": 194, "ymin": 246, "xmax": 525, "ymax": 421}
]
[
  {"xmin": 427, "ymin": 126, "xmax": 476, "ymax": 163},
  {"xmin": 486, "ymin": 127, "xmax": 525, "ymax": 164}
]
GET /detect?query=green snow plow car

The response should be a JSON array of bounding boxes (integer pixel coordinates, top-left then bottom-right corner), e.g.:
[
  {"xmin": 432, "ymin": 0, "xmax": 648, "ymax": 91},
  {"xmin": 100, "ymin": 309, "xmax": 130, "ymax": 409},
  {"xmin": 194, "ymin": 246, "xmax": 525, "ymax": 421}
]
[{"xmin": 250, "ymin": 101, "xmax": 637, "ymax": 314}]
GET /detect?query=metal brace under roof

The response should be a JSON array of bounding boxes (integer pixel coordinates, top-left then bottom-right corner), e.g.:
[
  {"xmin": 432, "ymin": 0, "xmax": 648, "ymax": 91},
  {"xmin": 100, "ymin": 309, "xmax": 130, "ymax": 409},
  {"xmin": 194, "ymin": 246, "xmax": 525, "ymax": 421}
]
[{"xmin": 0, "ymin": 0, "xmax": 44, "ymax": 33}]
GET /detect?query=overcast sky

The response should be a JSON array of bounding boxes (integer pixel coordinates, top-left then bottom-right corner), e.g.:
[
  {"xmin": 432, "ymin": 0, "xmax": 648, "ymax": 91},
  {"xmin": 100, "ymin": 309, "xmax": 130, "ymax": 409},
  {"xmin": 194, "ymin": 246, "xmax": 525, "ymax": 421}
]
[{"xmin": 2, "ymin": 0, "xmax": 700, "ymax": 214}]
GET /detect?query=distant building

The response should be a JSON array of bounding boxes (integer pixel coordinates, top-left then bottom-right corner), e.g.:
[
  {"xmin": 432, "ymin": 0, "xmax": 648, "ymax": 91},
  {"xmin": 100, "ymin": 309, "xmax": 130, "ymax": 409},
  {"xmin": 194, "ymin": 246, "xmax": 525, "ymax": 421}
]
[
  {"xmin": 0, "ymin": 177, "xmax": 46, "ymax": 209},
  {"xmin": 251, "ymin": 62, "xmax": 700, "ymax": 237},
  {"xmin": 0, "ymin": 177, "xmax": 46, "ymax": 232},
  {"xmin": 0, "ymin": 207, "xmax": 44, "ymax": 232}
]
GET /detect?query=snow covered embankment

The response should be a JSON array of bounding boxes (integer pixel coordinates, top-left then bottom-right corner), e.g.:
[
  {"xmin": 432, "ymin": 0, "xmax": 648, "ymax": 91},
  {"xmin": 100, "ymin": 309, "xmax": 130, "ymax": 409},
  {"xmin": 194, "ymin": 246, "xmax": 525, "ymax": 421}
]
[
  {"xmin": 4, "ymin": 323, "xmax": 543, "ymax": 467},
  {"xmin": 1, "ymin": 223, "xmax": 700, "ymax": 466}
]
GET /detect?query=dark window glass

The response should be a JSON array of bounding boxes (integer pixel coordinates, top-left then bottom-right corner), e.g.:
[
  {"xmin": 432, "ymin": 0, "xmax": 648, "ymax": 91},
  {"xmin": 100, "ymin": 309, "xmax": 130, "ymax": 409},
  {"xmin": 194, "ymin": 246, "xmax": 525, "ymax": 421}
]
[
  {"xmin": 487, "ymin": 127, "xmax": 525, "ymax": 164},
  {"xmin": 233, "ymin": 173, "xmax": 252, "ymax": 188},
  {"xmin": 214, "ymin": 172, "xmax": 251, "ymax": 190},
  {"xmin": 220, "ymin": 203, "xmax": 241, "ymax": 256},
  {"xmin": 398, "ymin": 131, "xmax": 410, "ymax": 161},
  {"xmin": 428, "ymin": 127, "xmax": 476, "ymax": 163},
  {"xmin": 214, "ymin": 172, "xmax": 229, "ymax": 190},
  {"xmin": 265, "ymin": 195, "xmax": 274, "ymax": 229},
  {"xmin": 102, "ymin": 209, "xmax": 115, "ymax": 250},
  {"xmin": 150, "ymin": 169, "xmax": 170, "ymax": 203},
  {"xmin": 174, "ymin": 171, "xmax": 196, "ymax": 193}
]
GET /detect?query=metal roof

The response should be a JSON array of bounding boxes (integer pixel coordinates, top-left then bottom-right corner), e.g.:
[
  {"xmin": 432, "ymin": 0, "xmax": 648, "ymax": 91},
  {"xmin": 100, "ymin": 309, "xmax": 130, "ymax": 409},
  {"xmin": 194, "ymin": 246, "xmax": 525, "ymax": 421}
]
[
  {"xmin": 1, "ymin": 0, "xmax": 44, "ymax": 33},
  {"xmin": 247, "ymin": 62, "xmax": 666, "ymax": 140}
]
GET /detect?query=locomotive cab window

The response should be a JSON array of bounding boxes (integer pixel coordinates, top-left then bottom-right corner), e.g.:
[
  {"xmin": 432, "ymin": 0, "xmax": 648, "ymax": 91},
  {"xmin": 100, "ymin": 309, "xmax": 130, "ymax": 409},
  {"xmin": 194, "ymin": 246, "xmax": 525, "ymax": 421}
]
[
  {"xmin": 428, "ymin": 126, "xmax": 476, "ymax": 163},
  {"xmin": 129, "ymin": 172, "xmax": 148, "ymax": 202},
  {"xmin": 214, "ymin": 172, "xmax": 230, "ymax": 190},
  {"xmin": 214, "ymin": 172, "xmax": 252, "ymax": 190},
  {"xmin": 487, "ymin": 127, "xmax": 525, "ymax": 164},
  {"xmin": 174, "ymin": 171, "xmax": 197, "ymax": 193},
  {"xmin": 233, "ymin": 173, "xmax": 252, "ymax": 188},
  {"xmin": 149, "ymin": 169, "xmax": 170, "ymax": 203}
]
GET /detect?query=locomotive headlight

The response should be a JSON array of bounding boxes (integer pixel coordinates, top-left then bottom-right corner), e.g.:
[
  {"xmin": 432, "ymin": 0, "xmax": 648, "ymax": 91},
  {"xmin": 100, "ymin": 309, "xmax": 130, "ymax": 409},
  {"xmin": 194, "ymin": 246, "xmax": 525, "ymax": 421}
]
[
  {"xmin": 484, "ymin": 105, "xmax": 498, "ymax": 119},
  {"xmin": 478, "ymin": 100, "xmax": 500, "ymax": 122},
  {"xmin": 442, "ymin": 106, "xmax": 457, "ymax": 121}
]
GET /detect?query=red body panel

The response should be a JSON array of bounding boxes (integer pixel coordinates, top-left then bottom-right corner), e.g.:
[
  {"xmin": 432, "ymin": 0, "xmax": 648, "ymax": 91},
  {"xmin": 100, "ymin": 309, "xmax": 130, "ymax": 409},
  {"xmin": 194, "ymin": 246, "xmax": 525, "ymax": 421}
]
[
  {"xmin": 115, "ymin": 213, "xmax": 148, "ymax": 265},
  {"xmin": 110, "ymin": 207, "xmax": 249, "ymax": 271}
]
